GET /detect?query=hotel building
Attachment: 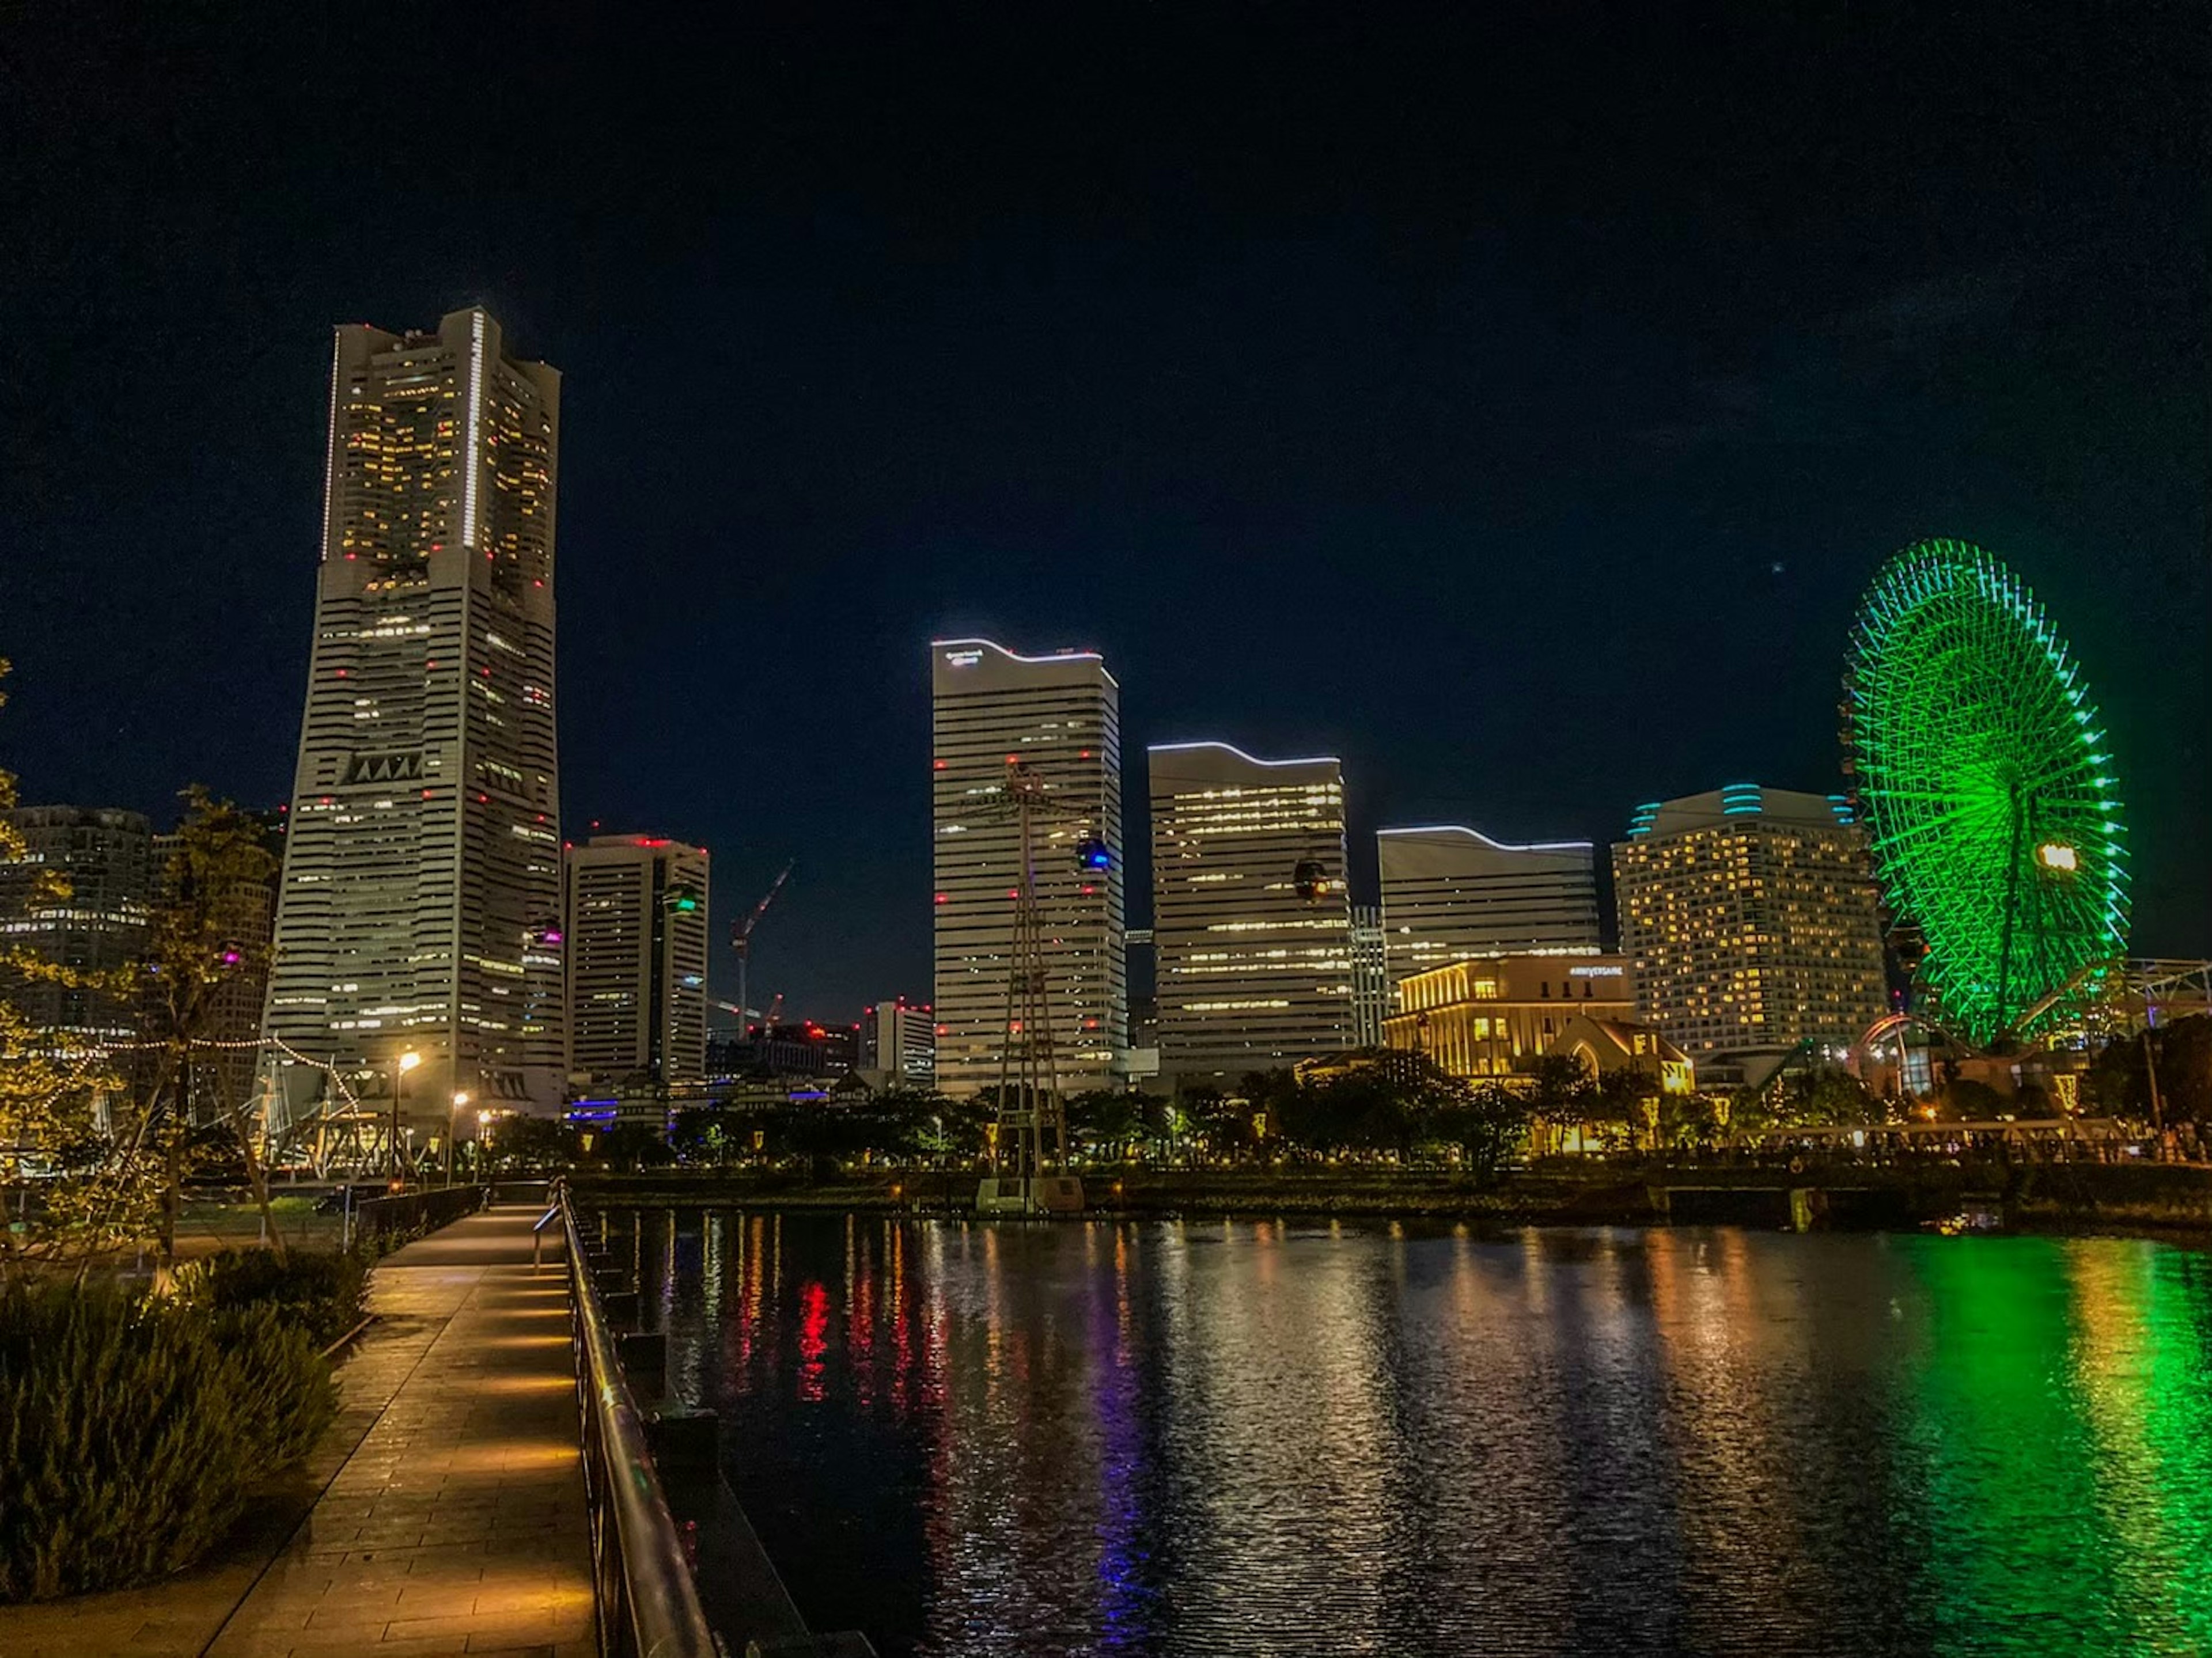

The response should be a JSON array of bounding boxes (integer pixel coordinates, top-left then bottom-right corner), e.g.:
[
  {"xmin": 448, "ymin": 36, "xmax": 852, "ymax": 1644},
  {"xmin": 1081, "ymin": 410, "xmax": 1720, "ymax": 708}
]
[
  {"xmin": 1149, "ymin": 742, "xmax": 1353, "ymax": 1080},
  {"xmin": 564, "ymin": 836, "xmax": 710, "ymax": 1088},
  {"xmin": 1384, "ymin": 954, "xmax": 1637, "ymax": 1080},
  {"xmin": 931, "ymin": 639, "xmax": 1126, "ymax": 1095},
  {"xmin": 260, "ymin": 308, "xmax": 566, "ymax": 1128},
  {"xmin": 1377, "ymin": 826, "xmax": 1601, "ymax": 987},
  {"xmin": 1611, "ymin": 785, "xmax": 1888, "ymax": 1062}
]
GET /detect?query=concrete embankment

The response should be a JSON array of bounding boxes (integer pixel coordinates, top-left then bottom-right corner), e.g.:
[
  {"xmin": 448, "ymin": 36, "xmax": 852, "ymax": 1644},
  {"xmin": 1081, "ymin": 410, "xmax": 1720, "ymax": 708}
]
[{"xmin": 570, "ymin": 1161, "xmax": 2212, "ymax": 1236}]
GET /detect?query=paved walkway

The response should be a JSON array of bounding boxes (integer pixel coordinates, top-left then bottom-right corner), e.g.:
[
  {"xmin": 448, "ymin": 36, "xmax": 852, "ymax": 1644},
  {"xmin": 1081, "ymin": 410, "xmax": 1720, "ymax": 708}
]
[{"xmin": 3, "ymin": 1204, "xmax": 597, "ymax": 1658}]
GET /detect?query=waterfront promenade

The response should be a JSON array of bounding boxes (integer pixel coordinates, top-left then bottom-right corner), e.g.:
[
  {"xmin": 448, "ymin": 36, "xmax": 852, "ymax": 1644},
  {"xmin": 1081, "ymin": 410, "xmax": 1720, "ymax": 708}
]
[{"xmin": 1, "ymin": 1204, "xmax": 595, "ymax": 1658}]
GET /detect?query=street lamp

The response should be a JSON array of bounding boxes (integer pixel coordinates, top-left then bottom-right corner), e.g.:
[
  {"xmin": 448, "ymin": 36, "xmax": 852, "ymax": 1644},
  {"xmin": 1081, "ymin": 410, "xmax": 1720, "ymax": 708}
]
[
  {"xmin": 391, "ymin": 1050, "xmax": 421, "ymax": 1182},
  {"xmin": 447, "ymin": 1090, "xmax": 471, "ymax": 1186}
]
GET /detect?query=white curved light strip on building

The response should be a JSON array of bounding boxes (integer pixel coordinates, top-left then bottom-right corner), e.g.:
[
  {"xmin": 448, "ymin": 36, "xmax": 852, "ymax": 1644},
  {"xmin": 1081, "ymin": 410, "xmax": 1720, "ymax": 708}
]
[
  {"xmin": 318, "ymin": 331, "xmax": 342, "ymax": 561},
  {"xmin": 1147, "ymin": 740, "xmax": 1343, "ymax": 768},
  {"xmin": 1378, "ymin": 824, "xmax": 1592, "ymax": 852}
]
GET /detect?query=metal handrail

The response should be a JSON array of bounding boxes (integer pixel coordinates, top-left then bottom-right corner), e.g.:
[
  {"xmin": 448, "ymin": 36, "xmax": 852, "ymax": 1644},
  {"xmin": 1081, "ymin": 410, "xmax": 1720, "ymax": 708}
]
[{"xmin": 557, "ymin": 1181, "xmax": 720, "ymax": 1658}]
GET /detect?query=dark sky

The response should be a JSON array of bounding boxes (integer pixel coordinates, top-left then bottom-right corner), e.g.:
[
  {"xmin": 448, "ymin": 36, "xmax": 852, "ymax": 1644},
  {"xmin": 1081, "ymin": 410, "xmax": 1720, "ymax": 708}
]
[{"xmin": 4, "ymin": 3, "xmax": 2205, "ymax": 1019}]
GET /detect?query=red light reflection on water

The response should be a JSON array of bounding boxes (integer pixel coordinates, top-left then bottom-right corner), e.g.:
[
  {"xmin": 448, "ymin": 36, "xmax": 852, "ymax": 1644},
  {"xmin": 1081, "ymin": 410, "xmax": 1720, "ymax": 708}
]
[{"xmin": 798, "ymin": 1281, "xmax": 830, "ymax": 1402}]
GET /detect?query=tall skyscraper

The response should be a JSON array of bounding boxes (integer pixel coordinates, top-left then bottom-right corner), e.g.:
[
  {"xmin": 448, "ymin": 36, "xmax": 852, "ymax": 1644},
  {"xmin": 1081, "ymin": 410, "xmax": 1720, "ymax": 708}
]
[
  {"xmin": 563, "ymin": 837, "xmax": 710, "ymax": 1088},
  {"xmin": 0, "ymin": 806, "xmax": 153, "ymax": 1044},
  {"xmin": 1149, "ymin": 742, "xmax": 1353, "ymax": 1080},
  {"xmin": 1612, "ymin": 784, "xmax": 1888, "ymax": 1061},
  {"xmin": 859, "ymin": 997, "xmax": 935, "ymax": 1085},
  {"xmin": 931, "ymin": 639, "xmax": 1126, "ymax": 1097},
  {"xmin": 260, "ymin": 308, "xmax": 565, "ymax": 1127},
  {"xmin": 1377, "ymin": 825, "xmax": 1600, "ymax": 984}
]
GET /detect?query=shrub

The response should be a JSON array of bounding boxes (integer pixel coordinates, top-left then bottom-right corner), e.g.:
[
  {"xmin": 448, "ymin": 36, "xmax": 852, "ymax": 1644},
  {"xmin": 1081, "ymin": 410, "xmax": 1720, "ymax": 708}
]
[
  {"xmin": 175, "ymin": 1247, "xmax": 371, "ymax": 1346},
  {"xmin": 0, "ymin": 1284, "xmax": 337, "ymax": 1601}
]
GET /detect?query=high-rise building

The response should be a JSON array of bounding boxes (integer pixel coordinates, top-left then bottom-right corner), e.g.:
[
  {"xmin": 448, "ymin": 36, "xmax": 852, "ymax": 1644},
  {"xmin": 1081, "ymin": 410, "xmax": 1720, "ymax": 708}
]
[
  {"xmin": 1149, "ymin": 742, "xmax": 1353, "ymax": 1080},
  {"xmin": 260, "ymin": 308, "xmax": 565, "ymax": 1128},
  {"xmin": 931, "ymin": 638, "xmax": 1126, "ymax": 1097},
  {"xmin": 859, "ymin": 997, "xmax": 935, "ymax": 1085},
  {"xmin": 0, "ymin": 806, "xmax": 153, "ymax": 1044},
  {"xmin": 1377, "ymin": 825, "xmax": 1601, "ymax": 984},
  {"xmin": 1350, "ymin": 904, "xmax": 1388, "ymax": 1046},
  {"xmin": 1612, "ymin": 784, "xmax": 1888, "ymax": 1063},
  {"xmin": 564, "ymin": 837, "xmax": 710, "ymax": 1088}
]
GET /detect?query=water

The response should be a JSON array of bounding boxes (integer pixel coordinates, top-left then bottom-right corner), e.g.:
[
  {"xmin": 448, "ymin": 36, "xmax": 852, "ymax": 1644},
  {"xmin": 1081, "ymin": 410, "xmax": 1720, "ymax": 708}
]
[{"xmin": 615, "ymin": 1212, "xmax": 2212, "ymax": 1656}]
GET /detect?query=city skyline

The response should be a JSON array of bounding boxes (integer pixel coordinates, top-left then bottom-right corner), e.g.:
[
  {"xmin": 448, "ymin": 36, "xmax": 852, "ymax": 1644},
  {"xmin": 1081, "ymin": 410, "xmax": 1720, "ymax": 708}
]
[{"xmin": 3, "ymin": 8, "xmax": 2202, "ymax": 1022}]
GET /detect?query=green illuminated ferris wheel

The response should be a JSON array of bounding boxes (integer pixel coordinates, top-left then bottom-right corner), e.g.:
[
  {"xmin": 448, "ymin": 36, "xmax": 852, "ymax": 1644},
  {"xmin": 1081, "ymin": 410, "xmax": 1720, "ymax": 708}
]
[{"xmin": 1843, "ymin": 538, "xmax": 2128, "ymax": 1045}]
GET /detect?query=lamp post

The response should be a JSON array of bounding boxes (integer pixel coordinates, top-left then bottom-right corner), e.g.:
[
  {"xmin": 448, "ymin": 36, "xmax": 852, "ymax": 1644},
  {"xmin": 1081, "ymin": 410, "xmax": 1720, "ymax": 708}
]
[
  {"xmin": 447, "ymin": 1090, "xmax": 471, "ymax": 1186},
  {"xmin": 391, "ymin": 1050, "xmax": 421, "ymax": 1182}
]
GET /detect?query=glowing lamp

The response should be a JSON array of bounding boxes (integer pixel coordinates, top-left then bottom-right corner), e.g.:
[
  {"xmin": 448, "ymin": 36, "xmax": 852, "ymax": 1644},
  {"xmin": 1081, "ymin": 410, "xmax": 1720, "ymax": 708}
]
[
  {"xmin": 1076, "ymin": 837, "xmax": 1112, "ymax": 872},
  {"xmin": 2036, "ymin": 842, "xmax": 2079, "ymax": 873},
  {"xmin": 397, "ymin": 1051, "xmax": 422, "ymax": 1073}
]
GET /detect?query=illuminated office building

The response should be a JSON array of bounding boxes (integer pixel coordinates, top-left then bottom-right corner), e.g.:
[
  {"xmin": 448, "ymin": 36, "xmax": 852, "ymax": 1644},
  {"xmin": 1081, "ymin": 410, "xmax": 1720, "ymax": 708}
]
[
  {"xmin": 0, "ymin": 806, "xmax": 154, "ymax": 1045},
  {"xmin": 565, "ymin": 836, "xmax": 710, "ymax": 1088},
  {"xmin": 1377, "ymin": 825, "xmax": 1600, "ymax": 985},
  {"xmin": 260, "ymin": 308, "xmax": 566, "ymax": 1128},
  {"xmin": 859, "ymin": 997, "xmax": 935, "ymax": 1084},
  {"xmin": 1350, "ymin": 904, "xmax": 1388, "ymax": 1047},
  {"xmin": 931, "ymin": 639, "xmax": 1126, "ymax": 1096},
  {"xmin": 1149, "ymin": 742, "xmax": 1353, "ymax": 1079},
  {"xmin": 1611, "ymin": 785, "xmax": 1887, "ymax": 1061}
]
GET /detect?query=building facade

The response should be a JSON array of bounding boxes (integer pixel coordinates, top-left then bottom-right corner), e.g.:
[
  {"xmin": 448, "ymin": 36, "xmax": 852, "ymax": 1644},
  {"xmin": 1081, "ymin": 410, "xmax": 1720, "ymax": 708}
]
[
  {"xmin": 261, "ymin": 308, "xmax": 566, "ymax": 1130},
  {"xmin": 858, "ymin": 997, "xmax": 935, "ymax": 1085},
  {"xmin": 1383, "ymin": 954, "xmax": 1637, "ymax": 1080},
  {"xmin": 564, "ymin": 836, "xmax": 710, "ymax": 1089},
  {"xmin": 1350, "ymin": 904, "xmax": 1388, "ymax": 1048},
  {"xmin": 931, "ymin": 639, "xmax": 1126, "ymax": 1096},
  {"xmin": 1377, "ymin": 825, "xmax": 1601, "ymax": 985},
  {"xmin": 0, "ymin": 806, "xmax": 154, "ymax": 1045},
  {"xmin": 1611, "ymin": 785, "xmax": 1888, "ymax": 1062},
  {"xmin": 1149, "ymin": 742, "xmax": 1353, "ymax": 1081}
]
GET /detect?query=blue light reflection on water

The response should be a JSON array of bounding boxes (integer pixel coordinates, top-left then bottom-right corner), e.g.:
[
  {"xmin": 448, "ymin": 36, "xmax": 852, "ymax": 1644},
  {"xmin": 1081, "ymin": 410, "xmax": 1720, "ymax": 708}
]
[{"xmin": 626, "ymin": 1213, "xmax": 2212, "ymax": 1657}]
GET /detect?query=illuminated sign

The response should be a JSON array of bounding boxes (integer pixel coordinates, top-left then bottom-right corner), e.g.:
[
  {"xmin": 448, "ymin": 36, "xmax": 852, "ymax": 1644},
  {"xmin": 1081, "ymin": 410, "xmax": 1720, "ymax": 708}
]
[
  {"xmin": 944, "ymin": 650, "xmax": 983, "ymax": 669},
  {"xmin": 1569, "ymin": 964, "xmax": 1625, "ymax": 977},
  {"xmin": 2036, "ymin": 842, "xmax": 2079, "ymax": 872}
]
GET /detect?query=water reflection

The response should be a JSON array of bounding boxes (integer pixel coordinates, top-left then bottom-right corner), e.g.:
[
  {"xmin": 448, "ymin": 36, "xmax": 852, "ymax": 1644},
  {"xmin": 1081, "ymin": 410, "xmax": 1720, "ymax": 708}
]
[{"xmin": 631, "ymin": 1213, "xmax": 2212, "ymax": 1657}]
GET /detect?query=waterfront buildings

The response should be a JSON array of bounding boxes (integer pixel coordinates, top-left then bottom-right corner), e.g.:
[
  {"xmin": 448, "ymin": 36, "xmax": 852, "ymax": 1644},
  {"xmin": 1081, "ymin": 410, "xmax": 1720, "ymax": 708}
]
[
  {"xmin": 1376, "ymin": 825, "xmax": 1601, "ymax": 985},
  {"xmin": 563, "ymin": 836, "xmax": 710, "ymax": 1090},
  {"xmin": 1149, "ymin": 742, "xmax": 1353, "ymax": 1081},
  {"xmin": 1383, "ymin": 954, "xmax": 1637, "ymax": 1080},
  {"xmin": 1550, "ymin": 1013, "xmax": 1695, "ymax": 1097},
  {"xmin": 260, "ymin": 308, "xmax": 566, "ymax": 1129},
  {"xmin": 1612, "ymin": 785, "xmax": 1888, "ymax": 1067},
  {"xmin": 0, "ymin": 805, "xmax": 154, "ymax": 1044},
  {"xmin": 858, "ymin": 997, "xmax": 935, "ymax": 1085},
  {"xmin": 931, "ymin": 639, "xmax": 1126, "ymax": 1095}
]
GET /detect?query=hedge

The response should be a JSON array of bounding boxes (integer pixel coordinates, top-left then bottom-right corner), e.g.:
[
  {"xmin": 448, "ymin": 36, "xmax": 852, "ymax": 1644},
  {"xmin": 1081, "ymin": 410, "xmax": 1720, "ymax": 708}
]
[{"xmin": 0, "ymin": 1284, "xmax": 336, "ymax": 1601}]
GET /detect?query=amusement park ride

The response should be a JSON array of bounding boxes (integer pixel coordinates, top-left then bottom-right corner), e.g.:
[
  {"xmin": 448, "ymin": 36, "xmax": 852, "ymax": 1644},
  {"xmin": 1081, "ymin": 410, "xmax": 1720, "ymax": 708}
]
[{"xmin": 1836, "ymin": 539, "xmax": 2199, "ymax": 1109}]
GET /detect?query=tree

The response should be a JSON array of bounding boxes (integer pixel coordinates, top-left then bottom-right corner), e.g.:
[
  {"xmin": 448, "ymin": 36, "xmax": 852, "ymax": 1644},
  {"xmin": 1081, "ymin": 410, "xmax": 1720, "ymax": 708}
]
[
  {"xmin": 1437, "ymin": 1082, "xmax": 1532, "ymax": 1184},
  {"xmin": 494, "ymin": 1116, "xmax": 579, "ymax": 1171},
  {"xmin": 0, "ymin": 661, "xmax": 128, "ymax": 1282},
  {"xmin": 135, "ymin": 790, "xmax": 285, "ymax": 1273},
  {"xmin": 592, "ymin": 1122, "xmax": 673, "ymax": 1171}
]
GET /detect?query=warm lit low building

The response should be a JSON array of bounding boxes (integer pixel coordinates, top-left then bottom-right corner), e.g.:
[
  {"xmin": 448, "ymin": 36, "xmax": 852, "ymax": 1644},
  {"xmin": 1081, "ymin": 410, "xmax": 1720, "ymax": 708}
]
[
  {"xmin": 1547, "ymin": 1014, "xmax": 1694, "ymax": 1096},
  {"xmin": 1382, "ymin": 954, "xmax": 1635, "ymax": 1081}
]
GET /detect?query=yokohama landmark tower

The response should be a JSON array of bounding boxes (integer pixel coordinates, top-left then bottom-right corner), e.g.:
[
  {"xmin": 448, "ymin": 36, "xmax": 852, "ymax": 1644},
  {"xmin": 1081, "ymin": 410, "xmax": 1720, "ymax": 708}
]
[{"xmin": 260, "ymin": 308, "xmax": 566, "ymax": 1128}]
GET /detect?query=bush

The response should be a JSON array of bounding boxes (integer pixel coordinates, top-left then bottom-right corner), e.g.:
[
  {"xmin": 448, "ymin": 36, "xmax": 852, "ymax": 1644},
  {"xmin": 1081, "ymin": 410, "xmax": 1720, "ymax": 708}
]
[
  {"xmin": 175, "ymin": 1247, "xmax": 371, "ymax": 1346},
  {"xmin": 0, "ymin": 1284, "xmax": 338, "ymax": 1601}
]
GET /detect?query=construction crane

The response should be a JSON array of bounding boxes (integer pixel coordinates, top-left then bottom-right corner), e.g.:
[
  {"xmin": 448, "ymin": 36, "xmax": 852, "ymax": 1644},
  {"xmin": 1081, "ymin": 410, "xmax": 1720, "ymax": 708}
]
[{"xmin": 732, "ymin": 860, "xmax": 794, "ymax": 1041}]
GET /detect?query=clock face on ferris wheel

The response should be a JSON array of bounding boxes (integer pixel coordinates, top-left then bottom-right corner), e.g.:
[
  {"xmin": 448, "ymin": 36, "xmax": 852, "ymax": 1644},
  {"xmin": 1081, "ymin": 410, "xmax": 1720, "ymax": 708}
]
[{"xmin": 1844, "ymin": 538, "xmax": 2128, "ymax": 1045}]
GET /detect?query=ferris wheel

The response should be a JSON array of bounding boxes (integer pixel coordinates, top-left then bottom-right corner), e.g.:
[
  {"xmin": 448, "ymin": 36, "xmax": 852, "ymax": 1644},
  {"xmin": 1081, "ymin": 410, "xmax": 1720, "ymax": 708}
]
[{"xmin": 1843, "ymin": 538, "xmax": 2129, "ymax": 1045}]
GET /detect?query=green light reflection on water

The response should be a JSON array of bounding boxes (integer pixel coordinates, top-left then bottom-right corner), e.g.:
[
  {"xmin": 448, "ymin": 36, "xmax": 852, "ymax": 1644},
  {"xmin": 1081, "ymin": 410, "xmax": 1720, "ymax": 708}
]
[{"xmin": 1904, "ymin": 1236, "xmax": 2212, "ymax": 1656}]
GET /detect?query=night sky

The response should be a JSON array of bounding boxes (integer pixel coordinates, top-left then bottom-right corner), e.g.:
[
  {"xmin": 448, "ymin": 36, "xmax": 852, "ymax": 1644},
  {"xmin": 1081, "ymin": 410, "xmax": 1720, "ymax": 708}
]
[{"xmin": 4, "ymin": 4, "xmax": 2205, "ymax": 1019}]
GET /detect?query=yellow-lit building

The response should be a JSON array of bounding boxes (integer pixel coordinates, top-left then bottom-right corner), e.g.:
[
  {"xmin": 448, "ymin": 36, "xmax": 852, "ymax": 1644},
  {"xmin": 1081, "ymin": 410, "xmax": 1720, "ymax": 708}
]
[
  {"xmin": 1383, "ymin": 954, "xmax": 1635, "ymax": 1080},
  {"xmin": 1548, "ymin": 1014, "xmax": 1695, "ymax": 1096}
]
